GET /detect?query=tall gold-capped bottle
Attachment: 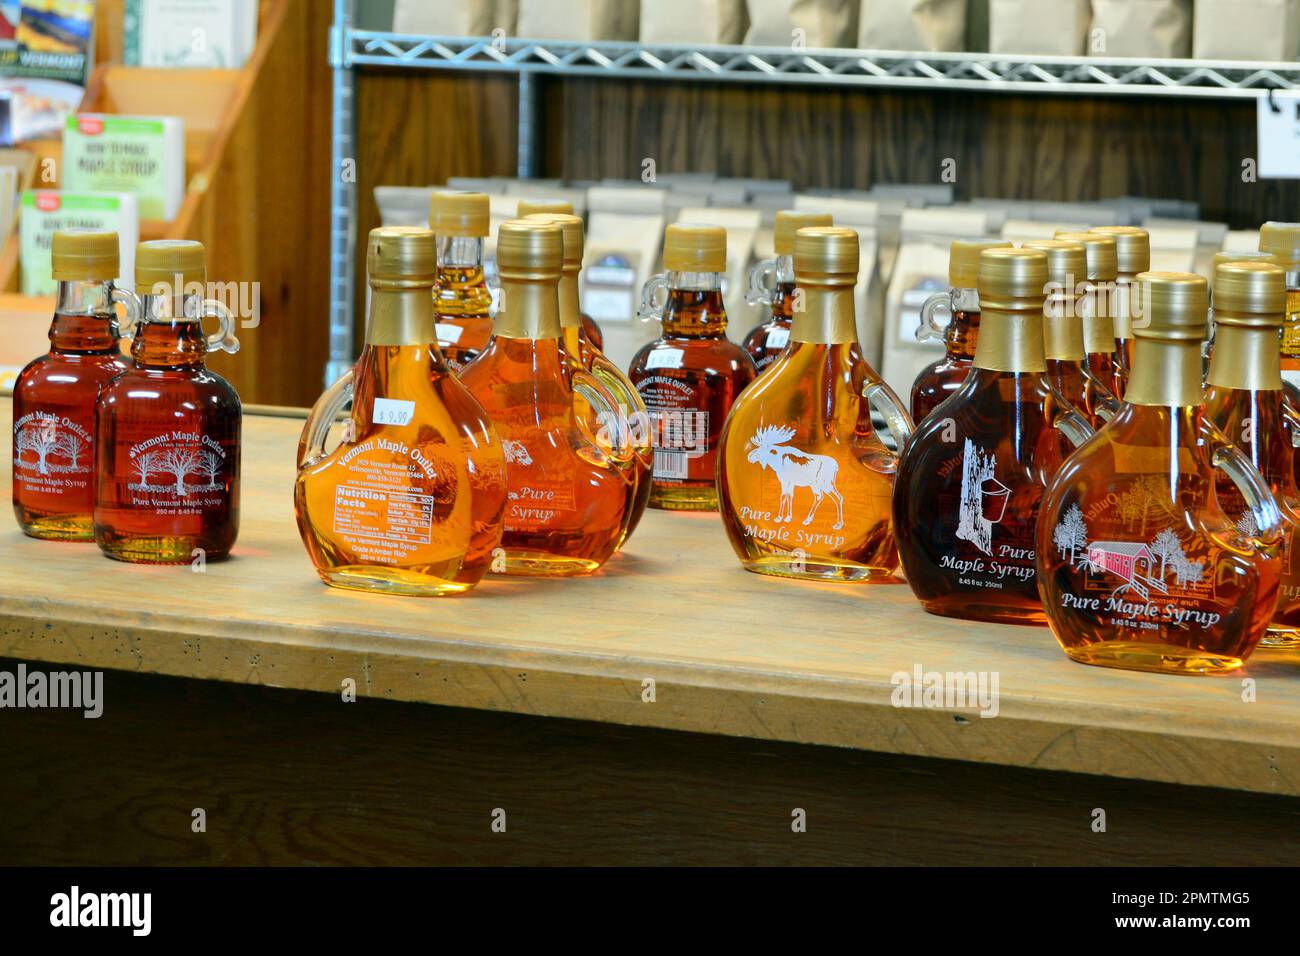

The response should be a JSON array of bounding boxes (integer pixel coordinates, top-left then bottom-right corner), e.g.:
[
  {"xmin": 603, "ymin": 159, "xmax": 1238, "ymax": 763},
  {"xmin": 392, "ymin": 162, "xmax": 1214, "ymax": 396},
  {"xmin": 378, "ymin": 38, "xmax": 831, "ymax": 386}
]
[
  {"xmin": 1203, "ymin": 261, "xmax": 1300, "ymax": 647},
  {"xmin": 718, "ymin": 226, "xmax": 914, "ymax": 581},
  {"xmin": 460, "ymin": 219, "xmax": 635, "ymax": 575},
  {"xmin": 910, "ymin": 238, "xmax": 1011, "ymax": 423},
  {"xmin": 1022, "ymin": 238, "xmax": 1119, "ymax": 429},
  {"xmin": 516, "ymin": 198, "xmax": 604, "ymax": 348},
  {"xmin": 1090, "ymin": 225, "xmax": 1150, "ymax": 397},
  {"xmin": 430, "ymin": 190, "xmax": 493, "ymax": 370},
  {"xmin": 524, "ymin": 211, "xmax": 652, "ymax": 545},
  {"xmin": 295, "ymin": 226, "xmax": 507, "ymax": 596},
  {"xmin": 1056, "ymin": 230, "xmax": 1121, "ymax": 422},
  {"xmin": 1037, "ymin": 272, "xmax": 1282, "ymax": 674},
  {"xmin": 1205, "ymin": 249, "xmax": 1277, "ymax": 367},
  {"xmin": 742, "ymin": 210, "xmax": 833, "ymax": 371},
  {"xmin": 629, "ymin": 223, "xmax": 758, "ymax": 511},
  {"xmin": 892, "ymin": 247, "xmax": 1093, "ymax": 625}
]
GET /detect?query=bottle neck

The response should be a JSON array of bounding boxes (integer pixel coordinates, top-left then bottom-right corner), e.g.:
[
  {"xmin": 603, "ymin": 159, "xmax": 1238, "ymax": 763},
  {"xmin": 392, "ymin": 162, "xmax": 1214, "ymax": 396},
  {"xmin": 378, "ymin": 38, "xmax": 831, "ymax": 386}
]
[
  {"xmin": 1112, "ymin": 273, "xmax": 1137, "ymax": 341},
  {"xmin": 1080, "ymin": 279, "xmax": 1117, "ymax": 355},
  {"xmin": 558, "ymin": 268, "xmax": 582, "ymax": 331},
  {"xmin": 1043, "ymin": 293, "xmax": 1085, "ymax": 362},
  {"xmin": 366, "ymin": 282, "xmax": 439, "ymax": 347},
  {"xmin": 1126, "ymin": 336, "xmax": 1204, "ymax": 406},
  {"xmin": 1206, "ymin": 319, "xmax": 1283, "ymax": 392},
  {"xmin": 945, "ymin": 286, "xmax": 980, "ymax": 358},
  {"xmin": 770, "ymin": 256, "xmax": 795, "ymax": 320},
  {"xmin": 434, "ymin": 236, "xmax": 491, "ymax": 317},
  {"xmin": 496, "ymin": 276, "xmax": 562, "ymax": 340},
  {"xmin": 791, "ymin": 283, "xmax": 857, "ymax": 345},
  {"xmin": 972, "ymin": 304, "xmax": 1046, "ymax": 373},
  {"xmin": 663, "ymin": 270, "xmax": 727, "ymax": 336},
  {"xmin": 50, "ymin": 278, "xmax": 120, "ymax": 352},
  {"xmin": 132, "ymin": 293, "xmax": 208, "ymax": 368}
]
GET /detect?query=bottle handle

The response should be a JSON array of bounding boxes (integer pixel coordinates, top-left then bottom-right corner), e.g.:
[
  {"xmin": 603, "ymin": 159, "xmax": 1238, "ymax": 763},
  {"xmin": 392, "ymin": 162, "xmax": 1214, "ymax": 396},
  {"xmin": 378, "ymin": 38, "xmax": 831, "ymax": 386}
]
[
  {"xmin": 198, "ymin": 297, "xmax": 241, "ymax": 355},
  {"xmin": 1282, "ymin": 392, "xmax": 1300, "ymax": 450},
  {"xmin": 1202, "ymin": 417, "xmax": 1284, "ymax": 553},
  {"xmin": 916, "ymin": 290, "xmax": 952, "ymax": 343},
  {"xmin": 1080, "ymin": 365, "xmax": 1122, "ymax": 423},
  {"xmin": 1044, "ymin": 386, "xmax": 1096, "ymax": 449},
  {"xmin": 745, "ymin": 257, "xmax": 777, "ymax": 307},
  {"xmin": 861, "ymin": 374, "xmax": 915, "ymax": 455},
  {"xmin": 111, "ymin": 286, "xmax": 142, "ymax": 341},
  {"xmin": 572, "ymin": 368, "xmax": 635, "ymax": 467},
  {"xmin": 587, "ymin": 362, "xmax": 654, "ymax": 463},
  {"xmin": 636, "ymin": 273, "xmax": 670, "ymax": 323},
  {"xmin": 298, "ymin": 368, "xmax": 355, "ymax": 469}
]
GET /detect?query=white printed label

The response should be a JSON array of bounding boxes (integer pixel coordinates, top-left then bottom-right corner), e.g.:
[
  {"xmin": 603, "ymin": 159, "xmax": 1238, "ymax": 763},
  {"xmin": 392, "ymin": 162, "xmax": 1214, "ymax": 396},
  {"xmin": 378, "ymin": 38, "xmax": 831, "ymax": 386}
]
[
  {"xmin": 373, "ymin": 398, "xmax": 415, "ymax": 427},
  {"xmin": 646, "ymin": 348, "xmax": 684, "ymax": 371},
  {"xmin": 1258, "ymin": 91, "xmax": 1300, "ymax": 179},
  {"xmin": 435, "ymin": 322, "xmax": 464, "ymax": 344},
  {"xmin": 766, "ymin": 328, "xmax": 790, "ymax": 349}
]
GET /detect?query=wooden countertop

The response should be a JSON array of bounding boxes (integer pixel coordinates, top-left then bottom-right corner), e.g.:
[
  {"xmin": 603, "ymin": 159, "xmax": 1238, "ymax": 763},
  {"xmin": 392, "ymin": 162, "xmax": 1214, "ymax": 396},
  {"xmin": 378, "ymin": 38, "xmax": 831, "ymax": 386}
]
[{"xmin": 1, "ymin": 398, "xmax": 1297, "ymax": 797}]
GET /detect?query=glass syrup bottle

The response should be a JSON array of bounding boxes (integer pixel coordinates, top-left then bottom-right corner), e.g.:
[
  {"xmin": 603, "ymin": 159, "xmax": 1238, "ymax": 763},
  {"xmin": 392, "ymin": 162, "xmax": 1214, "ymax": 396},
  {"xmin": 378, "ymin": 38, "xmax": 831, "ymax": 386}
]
[
  {"xmin": 742, "ymin": 210, "xmax": 832, "ymax": 372},
  {"xmin": 94, "ymin": 240, "xmax": 241, "ymax": 563},
  {"xmin": 459, "ymin": 219, "xmax": 635, "ymax": 575},
  {"xmin": 12, "ymin": 229, "xmax": 133, "ymax": 540},
  {"xmin": 517, "ymin": 198, "xmax": 604, "ymax": 349},
  {"xmin": 629, "ymin": 223, "xmax": 758, "ymax": 511},
  {"xmin": 295, "ymin": 226, "xmax": 508, "ymax": 596},
  {"xmin": 1037, "ymin": 271, "xmax": 1282, "ymax": 675},
  {"xmin": 892, "ymin": 247, "xmax": 1093, "ymax": 625},
  {"xmin": 909, "ymin": 238, "xmax": 1011, "ymax": 423},
  {"xmin": 1056, "ymin": 230, "xmax": 1122, "ymax": 425},
  {"xmin": 1022, "ymin": 238, "xmax": 1119, "ymax": 429},
  {"xmin": 1090, "ymin": 225, "xmax": 1150, "ymax": 398},
  {"xmin": 1206, "ymin": 249, "xmax": 1277, "ymax": 360},
  {"xmin": 718, "ymin": 226, "xmax": 914, "ymax": 581},
  {"xmin": 1203, "ymin": 260, "xmax": 1300, "ymax": 647},
  {"xmin": 1260, "ymin": 222, "xmax": 1300, "ymax": 374},
  {"xmin": 524, "ymin": 211, "xmax": 652, "ymax": 546},
  {"xmin": 430, "ymin": 190, "xmax": 493, "ymax": 370}
]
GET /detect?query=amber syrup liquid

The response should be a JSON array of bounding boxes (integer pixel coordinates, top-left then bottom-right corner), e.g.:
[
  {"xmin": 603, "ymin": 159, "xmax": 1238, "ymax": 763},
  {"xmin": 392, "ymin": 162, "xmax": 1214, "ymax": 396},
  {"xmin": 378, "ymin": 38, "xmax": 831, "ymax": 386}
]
[
  {"xmin": 742, "ymin": 279, "xmax": 796, "ymax": 372},
  {"xmin": 909, "ymin": 308, "xmax": 978, "ymax": 423},
  {"xmin": 95, "ymin": 317, "xmax": 241, "ymax": 562},
  {"xmin": 433, "ymin": 261, "xmax": 493, "ymax": 370},
  {"xmin": 629, "ymin": 287, "xmax": 757, "ymax": 511},
  {"xmin": 12, "ymin": 302, "xmax": 128, "ymax": 540}
]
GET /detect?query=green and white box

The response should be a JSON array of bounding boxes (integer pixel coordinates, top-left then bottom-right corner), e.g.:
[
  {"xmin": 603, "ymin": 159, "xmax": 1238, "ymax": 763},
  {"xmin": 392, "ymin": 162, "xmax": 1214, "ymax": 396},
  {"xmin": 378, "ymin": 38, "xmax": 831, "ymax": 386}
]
[
  {"xmin": 123, "ymin": 0, "xmax": 259, "ymax": 68},
  {"xmin": 61, "ymin": 114, "xmax": 184, "ymax": 222},
  {"xmin": 19, "ymin": 191, "xmax": 139, "ymax": 296}
]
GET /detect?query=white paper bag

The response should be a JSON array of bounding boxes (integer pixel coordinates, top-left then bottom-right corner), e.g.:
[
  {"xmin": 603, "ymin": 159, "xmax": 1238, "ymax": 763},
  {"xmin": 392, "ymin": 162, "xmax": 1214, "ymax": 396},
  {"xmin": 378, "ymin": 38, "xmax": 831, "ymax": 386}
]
[
  {"xmin": 858, "ymin": 0, "xmax": 966, "ymax": 51},
  {"xmin": 517, "ymin": 0, "xmax": 640, "ymax": 40},
  {"xmin": 644, "ymin": 0, "xmax": 747, "ymax": 44},
  {"xmin": 988, "ymin": 0, "xmax": 1088, "ymax": 55},
  {"xmin": 745, "ymin": 0, "xmax": 858, "ymax": 48},
  {"xmin": 1193, "ymin": 0, "xmax": 1300, "ymax": 61},
  {"xmin": 394, "ymin": 0, "xmax": 516, "ymax": 36},
  {"xmin": 1089, "ymin": 0, "xmax": 1192, "ymax": 58}
]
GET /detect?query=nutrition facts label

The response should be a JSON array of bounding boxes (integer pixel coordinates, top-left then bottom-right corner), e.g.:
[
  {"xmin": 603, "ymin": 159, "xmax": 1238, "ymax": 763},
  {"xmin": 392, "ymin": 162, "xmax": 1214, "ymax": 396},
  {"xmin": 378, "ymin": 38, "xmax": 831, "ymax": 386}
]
[{"xmin": 333, "ymin": 484, "xmax": 435, "ymax": 546}]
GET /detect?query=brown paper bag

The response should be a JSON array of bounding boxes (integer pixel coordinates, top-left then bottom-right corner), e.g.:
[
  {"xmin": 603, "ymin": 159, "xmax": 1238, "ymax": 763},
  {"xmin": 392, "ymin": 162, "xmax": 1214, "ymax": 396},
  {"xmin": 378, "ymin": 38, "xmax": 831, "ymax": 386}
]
[
  {"xmin": 745, "ymin": 0, "xmax": 858, "ymax": 48},
  {"xmin": 988, "ymin": 0, "xmax": 1089, "ymax": 55},
  {"xmin": 643, "ymin": 0, "xmax": 747, "ymax": 44},
  {"xmin": 517, "ymin": 0, "xmax": 640, "ymax": 41},
  {"xmin": 1089, "ymin": 0, "xmax": 1192, "ymax": 58},
  {"xmin": 1193, "ymin": 0, "xmax": 1300, "ymax": 61},
  {"xmin": 858, "ymin": 0, "xmax": 966, "ymax": 51}
]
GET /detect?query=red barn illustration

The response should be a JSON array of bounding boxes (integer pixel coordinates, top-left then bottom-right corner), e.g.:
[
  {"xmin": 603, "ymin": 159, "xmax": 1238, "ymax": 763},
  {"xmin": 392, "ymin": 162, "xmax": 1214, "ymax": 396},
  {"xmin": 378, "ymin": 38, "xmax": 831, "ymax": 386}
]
[{"xmin": 1086, "ymin": 540, "xmax": 1165, "ymax": 599}]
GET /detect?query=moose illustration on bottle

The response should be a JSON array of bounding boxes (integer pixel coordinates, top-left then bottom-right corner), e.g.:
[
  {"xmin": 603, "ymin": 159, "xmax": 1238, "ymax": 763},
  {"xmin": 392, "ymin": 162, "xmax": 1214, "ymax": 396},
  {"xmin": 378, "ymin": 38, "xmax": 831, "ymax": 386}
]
[{"xmin": 718, "ymin": 226, "xmax": 914, "ymax": 582}]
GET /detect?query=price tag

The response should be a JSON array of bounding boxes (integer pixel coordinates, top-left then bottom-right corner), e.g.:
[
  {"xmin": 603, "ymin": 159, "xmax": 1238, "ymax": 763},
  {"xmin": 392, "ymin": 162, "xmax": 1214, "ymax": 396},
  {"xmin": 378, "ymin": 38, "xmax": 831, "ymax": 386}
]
[
  {"xmin": 1258, "ymin": 91, "xmax": 1300, "ymax": 179},
  {"xmin": 435, "ymin": 322, "xmax": 464, "ymax": 344},
  {"xmin": 372, "ymin": 398, "xmax": 415, "ymax": 426},
  {"xmin": 645, "ymin": 348, "xmax": 683, "ymax": 370},
  {"xmin": 766, "ymin": 328, "xmax": 790, "ymax": 348}
]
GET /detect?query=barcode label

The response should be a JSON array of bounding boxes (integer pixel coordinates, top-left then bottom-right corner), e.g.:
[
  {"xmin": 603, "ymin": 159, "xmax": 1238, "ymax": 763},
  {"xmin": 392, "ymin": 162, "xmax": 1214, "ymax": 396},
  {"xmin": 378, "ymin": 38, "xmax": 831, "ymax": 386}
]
[{"xmin": 653, "ymin": 449, "xmax": 689, "ymax": 479}]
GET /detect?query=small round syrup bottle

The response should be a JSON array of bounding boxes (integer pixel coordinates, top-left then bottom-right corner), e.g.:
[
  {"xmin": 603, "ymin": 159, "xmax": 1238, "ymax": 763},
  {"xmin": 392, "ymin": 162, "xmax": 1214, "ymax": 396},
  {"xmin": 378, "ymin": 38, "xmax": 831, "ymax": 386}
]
[
  {"xmin": 516, "ymin": 198, "xmax": 604, "ymax": 349},
  {"xmin": 429, "ymin": 190, "xmax": 494, "ymax": 370},
  {"xmin": 741, "ymin": 210, "xmax": 832, "ymax": 372}
]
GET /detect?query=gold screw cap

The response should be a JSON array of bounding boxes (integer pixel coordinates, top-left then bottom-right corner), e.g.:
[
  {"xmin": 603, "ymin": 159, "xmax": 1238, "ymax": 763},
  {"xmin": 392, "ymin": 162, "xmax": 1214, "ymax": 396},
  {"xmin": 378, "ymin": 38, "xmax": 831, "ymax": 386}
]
[
  {"xmin": 367, "ymin": 226, "xmax": 436, "ymax": 287},
  {"xmin": 949, "ymin": 238, "xmax": 1012, "ymax": 289},
  {"xmin": 517, "ymin": 198, "xmax": 574, "ymax": 218},
  {"xmin": 664, "ymin": 223, "xmax": 726, "ymax": 273},
  {"xmin": 51, "ymin": 228, "xmax": 118, "ymax": 281},
  {"xmin": 774, "ymin": 210, "xmax": 833, "ymax": 257},
  {"xmin": 977, "ymin": 247, "xmax": 1048, "ymax": 312},
  {"xmin": 1212, "ymin": 261, "xmax": 1285, "ymax": 325},
  {"xmin": 429, "ymin": 191, "xmax": 490, "ymax": 238},
  {"xmin": 794, "ymin": 226, "xmax": 859, "ymax": 285},
  {"xmin": 1055, "ymin": 231, "xmax": 1118, "ymax": 282},
  {"xmin": 1133, "ymin": 271, "xmax": 1207, "ymax": 341},
  {"xmin": 1259, "ymin": 222, "xmax": 1300, "ymax": 272},
  {"xmin": 1022, "ymin": 239, "xmax": 1087, "ymax": 289},
  {"xmin": 136, "ymin": 239, "xmax": 206, "ymax": 293},
  {"xmin": 524, "ymin": 212, "xmax": 584, "ymax": 271},
  {"xmin": 1090, "ymin": 226, "xmax": 1150, "ymax": 274},
  {"xmin": 497, "ymin": 218, "xmax": 563, "ymax": 281}
]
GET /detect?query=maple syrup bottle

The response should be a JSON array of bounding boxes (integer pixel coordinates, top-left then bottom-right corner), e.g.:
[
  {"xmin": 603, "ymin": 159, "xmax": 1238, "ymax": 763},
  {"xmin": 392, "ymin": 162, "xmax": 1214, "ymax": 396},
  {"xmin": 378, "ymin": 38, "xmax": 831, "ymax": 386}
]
[
  {"xmin": 629, "ymin": 223, "xmax": 758, "ymax": 511},
  {"xmin": 295, "ymin": 226, "xmax": 508, "ymax": 596},
  {"xmin": 430, "ymin": 191, "xmax": 493, "ymax": 370},
  {"xmin": 524, "ymin": 211, "xmax": 652, "ymax": 545},
  {"xmin": 1205, "ymin": 249, "xmax": 1277, "ymax": 367},
  {"xmin": 892, "ymin": 247, "xmax": 1093, "ymax": 625},
  {"xmin": 517, "ymin": 198, "xmax": 604, "ymax": 349},
  {"xmin": 718, "ymin": 226, "xmax": 914, "ymax": 581},
  {"xmin": 94, "ymin": 241, "xmax": 241, "ymax": 563},
  {"xmin": 1056, "ymin": 231, "xmax": 1122, "ymax": 423},
  {"xmin": 742, "ymin": 210, "xmax": 832, "ymax": 372},
  {"xmin": 1022, "ymin": 238, "xmax": 1119, "ymax": 428},
  {"xmin": 12, "ymin": 229, "xmax": 132, "ymax": 540},
  {"xmin": 459, "ymin": 219, "xmax": 634, "ymax": 575},
  {"xmin": 1037, "ymin": 272, "xmax": 1282, "ymax": 675},
  {"xmin": 909, "ymin": 239, "xmax": 1011, "ymax": 423},
  {"xmin": 1090, "ymin": 226, "xmax": 1150, "ymax": 397},
  {"xmin": 1203, "ymin": 261, "xmax": 1300, "ymax": 647}
]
